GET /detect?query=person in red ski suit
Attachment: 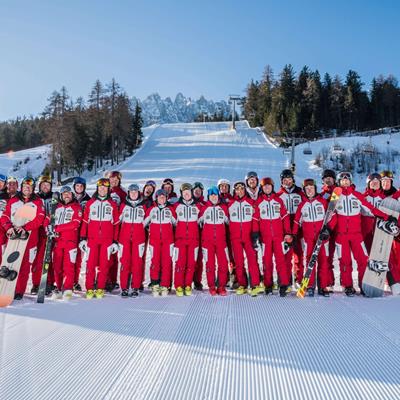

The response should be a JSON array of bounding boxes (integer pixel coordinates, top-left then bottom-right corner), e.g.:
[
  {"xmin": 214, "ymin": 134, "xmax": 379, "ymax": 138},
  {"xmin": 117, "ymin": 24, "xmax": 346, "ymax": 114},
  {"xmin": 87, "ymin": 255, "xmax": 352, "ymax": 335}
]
[
  {"xmin": 118, "ymin": 184, "xmax": 148, "ymax": 298},
  {"xmin": 144, "ymin": 188, "xmax": 177, "ymax": 296},
  {"xmin": 192, "ymin": 181, "xmax": 206, "ymax": 290},
  {"xmin": 105, "ymin": 170, "xmax": 127, "ymax": 291},
  {"xmin": 79, "ymin": 178, "xmax": 119, "ymax": 299},
  {"xmin": 6, "ymin": 176, "xmax": 19, "ymax": 199},
  {"xmin": 30, "ymin": 175, "xmax": 55, "ymax": 295},
  {"xmin": 51, "ymin": 186, "xmax": 82, "ymax": 299},
  {"xmin": 362, "ymin": 173, "xmax": 385, "ymax": 253},
  {"xmin": 172, "ymin": 183, "xmax": 201, "ymax": 296},
  {"xmin": 255, "ymin": 177, "xmax": 291, "ymax": 296},
  {"xmin": 228, "ymin": 181, "xmax": 262, "ymax": 296},
  {"xmin": 320, "ymin": 169, "xmax": 338, "ymax": 289},
  {"xmin": 198, "ymin": 186, "xmax": 230, "ymax": 296},
  {"xmin": 161, "ymin": 178, "xmax": 178, "ymax": 203},
  {"xmin": 72, "ymin": 176, "xmax": 91, "ymax": 291},
  {"xmin": 293, "ymin": 179, "xmax": 330, "ymax": 297},
  {"xmin": 326, "ymin": 172, "xmax": 390, "ymax": 296},
  {"xmin": 277, "ymin": 169, "xmax": 306, "ymax": 287},
  {"xmin": 245, "ymin": 171, "xmax": 261, "ymax": 201},
  {"xmin": 1, "ymin": 177, "xmax": 45, "ymax": 300}
]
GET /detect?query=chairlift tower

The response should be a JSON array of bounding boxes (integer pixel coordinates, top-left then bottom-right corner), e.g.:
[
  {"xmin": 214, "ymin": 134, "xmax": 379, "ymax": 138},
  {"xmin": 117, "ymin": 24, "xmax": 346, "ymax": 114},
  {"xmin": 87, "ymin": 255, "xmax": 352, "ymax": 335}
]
[{"xmin": 228, "ymin": 95, "xmax": 243, "ymax": 130}]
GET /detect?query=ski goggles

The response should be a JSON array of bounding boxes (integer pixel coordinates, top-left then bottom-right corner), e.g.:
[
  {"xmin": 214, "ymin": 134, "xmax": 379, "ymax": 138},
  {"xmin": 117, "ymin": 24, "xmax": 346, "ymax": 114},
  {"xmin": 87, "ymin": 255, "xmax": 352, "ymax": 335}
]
[
  {"xmin": 337, "ymin": 172, "xmax": 352, "ymax": 181},
  {"xmin": 7, "ymin": 176, "xmax": 18, "ymax": 184},
  {"xmin": 303, "ymin": 178, "xmax": 317, "ymax": 187},
  {"xmin": 60, "ymin": 185, "xmax": 73, "ymax": 193},
  {"xmin": 145, "ymin": 180, "xmax": 156, "ymax": 187},
  {"xmin": 163, "ymin": 178, "xmax": 174, "ymax": 185},
  {"xmin": 96, "ymin": 178, "xmax": 110, "ymax": 187},
  {"xmin": 128, "ymin": 184, "xmax": 140, "ymax": 192},
  {"xmin": 0, "ymin": 174, "xmax": 7, "ymax": 182},
  {"xmin": 380, "ymin": 170, "xmax": 394, "ymax": 180},
  {"xmin": 193, "ymin": 182, "xmax": 204, "ymax": 190},
  {"xmin": 207, "ymin": 186, "xmax": 219, "ymax": 197},
  {"xmin": 233, "ymin": 182, "xmax": 246, "ymax": 190}
]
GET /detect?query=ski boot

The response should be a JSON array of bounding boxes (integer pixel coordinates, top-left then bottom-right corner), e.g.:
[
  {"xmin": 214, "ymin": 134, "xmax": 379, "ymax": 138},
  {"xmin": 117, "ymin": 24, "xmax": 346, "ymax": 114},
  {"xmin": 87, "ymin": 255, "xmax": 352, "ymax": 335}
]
[
  {"xmin": 30, "ymin": 285, "xmax": 39, "ymax": 295},
  {"xmin": 307, "ymin": 288, "xmax": 315, "ymax": 297},
  {"xmin": 159, "ymin": 286, "xmax": 169, "ymax": 297},
  {"xmin": 235, "ymin": 286, "xmax": 246, "ymax": 295},
  {"xmin": 45, "ymin": 284, "xmax": 53, "ymax": 296},
  {"xmin": 193, "ymin": 281, "xmax": 203, "ymax": 291},
  {"xmin": 249, "ymin": 286, "xmax": 263, "ymax": 297},
  {"xmin": 279, "ymin": 286, "xmax": 288, "ymax": 297},
  {"xmin": 130, "ymin": 289, "xmax": 139, "ymax": 298},
  {"xmin": 86, "ymin": 290, "xmax": 95, "ymax": 299},
  {"xmin": 52, "ymin": 289, "xmax": 63, "ymax": 300},
  {"xmin": 152, "ymin": 284, "xmax": 160, "ymax": 297},
  {"xmin": 265, "ymin": 286, "xmax": 273, "ymax": 296},
  {"xmin": 73, "ymin": 283, "xmax": 82, "ymax": 292},
  {"xmin": 209, "ymin": 287, "xmax": 217, "ymax": 296},
  {"xmin": 344, "ymin": 287, "xmax": 356, "ymax": 297},
  {"xmin": 139, "ymin": 284, "xmax": 144, "ymax": 292},
  {"xmin": 319, "ymin": 288, "xmax": 330, "ymax": 297},
  {"xmin": 176, "ymin": 287, "xmax": 184, "ymax": 297},
  {"xmin": 184, "ymin": 286, "xmax": 192, "ymax": 296},
  {"xmin": 63, "ymin": 290, "xmax": 73, "ymax": 300},
  {"xmin": 95, "ymin": 289, "xmax": 105, "ymax": 299},
  {"xmin": 105, "ymin": 282, "xmax": 114, "ymax": 293},
  {"xmin": 121, "ymin": 289, "xmax": 129, "ymax": 298},
  {"xmin": 14, "ymin": 293, "xmax": 23, "ymax": 300},
  {"xmin": 218, "ymin": 287, "xmax": 228, "ymax": 296},
  {"xmin": 272, "ymin": 282, "xmax": 278, "ymax": 291}
]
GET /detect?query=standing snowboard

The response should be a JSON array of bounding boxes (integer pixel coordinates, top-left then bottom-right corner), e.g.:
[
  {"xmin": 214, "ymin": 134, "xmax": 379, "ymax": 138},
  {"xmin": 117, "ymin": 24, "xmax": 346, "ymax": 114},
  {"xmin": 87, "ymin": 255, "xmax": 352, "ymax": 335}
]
[
  {"xmin": 37, "ymin": 193, "xmax": 59, "ymax": 304},
  {"xmin": 362, "ymin": 197, "xmax": 400, "ymax": 298},
  {"xmin": 297, "ymin": 186, "xmax": 342, "ymax": 298},
  {"xmin": 0, "ymin": 204, "xmax": 37, "ymax": 307}
]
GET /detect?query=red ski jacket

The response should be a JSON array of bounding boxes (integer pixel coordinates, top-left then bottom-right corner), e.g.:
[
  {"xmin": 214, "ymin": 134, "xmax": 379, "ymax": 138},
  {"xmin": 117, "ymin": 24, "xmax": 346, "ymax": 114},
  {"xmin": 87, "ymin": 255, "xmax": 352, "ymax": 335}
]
[
  {"xmin": 144, "ymin": 203, "xmax": 177, "ymax": 242},
  {"xmin": 277, "ymin": 185, "xmax": 305, "ymax": 224},
  {"xmin": 173, "ymin": 199, "xmax": 201, "ymax": 242},
  {"xmin": 228, "ymin": 195, "xmax": 259, "ymax": 241},
  {"xmin": 80, "ymin": 195, "xmax": 119, "ymax": 242},
  {"xmin": 54, "ymin": 200, "xmax": 82, "ymax": 243},
  {"xmin": 198, "ymin": 200, "xmax": 229, "ymax": 243},
  {"xmin": 118, "ymin": 198, "xmax": 148, "ymax": 243},
  {"xmin": 255, "ymin": 192, "xmax": 291, "ymax": 239}
]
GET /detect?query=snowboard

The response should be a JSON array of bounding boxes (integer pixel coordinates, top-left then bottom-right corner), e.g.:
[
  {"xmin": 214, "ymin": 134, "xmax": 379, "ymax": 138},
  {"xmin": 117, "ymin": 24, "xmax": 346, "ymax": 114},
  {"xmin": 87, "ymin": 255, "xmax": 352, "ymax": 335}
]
[
  {"xmin": 297, "ymin": 186, "xmax": 342, "ymax": 298},
  {"xmin": 37, "ymin": 193, "xmax": 59, "ymax": 304},
  {"xmin": 362, "ymin": 197, "xmax": 400, "ymax": 298},
  {"xmin": 0, "ymin": 204, "xmax": 37, "ymax": 307}
]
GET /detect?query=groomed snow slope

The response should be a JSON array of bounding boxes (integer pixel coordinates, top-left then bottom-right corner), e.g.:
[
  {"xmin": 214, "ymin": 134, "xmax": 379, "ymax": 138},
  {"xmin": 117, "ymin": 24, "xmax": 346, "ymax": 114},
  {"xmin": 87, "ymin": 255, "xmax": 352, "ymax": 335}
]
[{"xmin": 1, "ymin": 122, "xmax": 400, "ymax": 400}]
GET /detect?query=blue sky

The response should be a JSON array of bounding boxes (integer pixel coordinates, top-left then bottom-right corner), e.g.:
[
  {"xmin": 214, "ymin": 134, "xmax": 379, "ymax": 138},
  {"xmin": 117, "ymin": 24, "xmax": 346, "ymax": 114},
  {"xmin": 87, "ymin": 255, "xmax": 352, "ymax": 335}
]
[{"xmin": 0, "ymin": 0, "xmax": 399, "ymax": 121}]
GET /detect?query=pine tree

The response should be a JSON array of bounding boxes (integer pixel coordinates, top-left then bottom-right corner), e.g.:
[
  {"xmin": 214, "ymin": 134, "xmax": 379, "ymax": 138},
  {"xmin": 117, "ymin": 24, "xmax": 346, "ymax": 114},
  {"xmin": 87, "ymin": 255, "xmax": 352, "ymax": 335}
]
[{"xmin": 132, "ymin": 101, "xmax": 143, "ymax": 149}]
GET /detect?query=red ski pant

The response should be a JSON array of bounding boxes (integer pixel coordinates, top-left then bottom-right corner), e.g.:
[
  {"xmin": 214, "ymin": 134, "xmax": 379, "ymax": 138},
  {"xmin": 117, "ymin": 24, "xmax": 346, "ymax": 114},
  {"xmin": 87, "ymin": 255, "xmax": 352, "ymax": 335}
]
[
  {"xmin": 31, "ymin": 234, "xmax": 54, "ymax": 287},
  {"xmin": 302, "ymin": 237, "xmax": 330, "ymax": 289},
  {"xmin": 284, "ymin": 239, "xmax": 304, "ymax": 284},
  {"xmin": 107, "ymin": 253, "xmax": 118, "ymax": 285},
  {"xmin": 74, "ymin": 250, "xmax": 84, "ymax": 285},
  {"xmin": 327, "ymin": 235, "xmax": 336, "ymax": 286},
  {"xmin": 231, "ymin": 239, "xmax": 260, "ymax": 287},
  {"xmin": 119, "ymin": 240, "xmax": 146, "ymax": 290},
  {"xmin": 15, "ymin": 244, "xmax": 38, "ymax": 295},
  {"xmin": 85, "ymin": 240, "xmax": 113, "ymax": 290},
  {"xmin": 149, "ymin": 241, "xmax": 173, "ymax": 287},
  {"xmin": 173, "ymin": 239, "xmax": 198, "ymax": 288},
  {"xmin": 335, "ymin": 233, "xmax": 368, "ymax": 288},
  {"xmin": 261, "ymin": 237, "xmax": 289, "ymax": 287},
  {"xmin": 362, "ymin": 216, "xmax": 375, "ymax": 254},
  {"xmin": 389, "ymin": 240, "xmax": 400, "ymax": 284},
  {"xmin": 0, "ymin": 230, "xmax": 6, "ymax": 265},
  {"xmin": 202, "ymin": 240, "xmax": 229, "ymax": 289},
  {"xmin": 52, "ymin": 241, "xmax": 77, "ymax": 291}
]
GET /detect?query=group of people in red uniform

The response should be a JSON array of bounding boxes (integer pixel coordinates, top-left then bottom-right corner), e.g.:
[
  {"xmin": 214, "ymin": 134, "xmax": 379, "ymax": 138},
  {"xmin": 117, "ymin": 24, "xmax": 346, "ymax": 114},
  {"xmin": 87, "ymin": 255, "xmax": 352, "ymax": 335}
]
[{"xmin": 0, "ymin": 167, "xmax": 399, "ymax": 301}]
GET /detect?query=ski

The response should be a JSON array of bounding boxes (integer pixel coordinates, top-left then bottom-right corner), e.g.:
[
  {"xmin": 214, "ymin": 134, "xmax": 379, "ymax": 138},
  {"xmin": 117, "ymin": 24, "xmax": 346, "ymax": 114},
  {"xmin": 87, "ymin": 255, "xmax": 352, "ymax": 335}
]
[
  {"xmin": 297, "ymin": 186, "xmax": 342, "ymax": 298},
  {"xmin": 37, "ymin": 192, "xmax": 59, "ymax": 304}
]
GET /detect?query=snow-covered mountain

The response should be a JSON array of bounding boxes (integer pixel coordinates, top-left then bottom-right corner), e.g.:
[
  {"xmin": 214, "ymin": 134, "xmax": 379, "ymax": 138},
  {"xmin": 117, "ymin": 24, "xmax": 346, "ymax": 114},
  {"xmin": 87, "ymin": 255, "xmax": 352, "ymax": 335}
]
[{"xmin": 131, "ymin": 93, "xmax": 231, "ymax": 126}]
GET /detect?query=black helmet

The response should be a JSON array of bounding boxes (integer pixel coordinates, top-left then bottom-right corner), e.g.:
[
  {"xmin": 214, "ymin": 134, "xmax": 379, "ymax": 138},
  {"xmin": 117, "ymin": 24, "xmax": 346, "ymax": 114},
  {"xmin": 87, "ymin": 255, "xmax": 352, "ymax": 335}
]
[
  {"xmin": 322, "ymin": 169, "xmax": 336, "ymax": 180},
  {"xmin": 280, "ymin": 169, "xmax": 294, "ymax": 181}
]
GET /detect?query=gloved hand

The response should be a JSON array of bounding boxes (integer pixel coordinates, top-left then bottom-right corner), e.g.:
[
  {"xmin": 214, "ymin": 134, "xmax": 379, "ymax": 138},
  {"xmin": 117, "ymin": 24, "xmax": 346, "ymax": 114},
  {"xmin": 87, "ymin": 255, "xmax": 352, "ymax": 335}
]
[
  {"xmin": 251, "ymin": 232, "xmax": 260, "ymax": 250},
  {"xmin": 79, "ymin": 239, "xmax": 88, "ymax": 253},
  {"xmin": 109, "ymin": 242, "xmax": 119, "ymax": 255},
  {"xmin": 284, "ymin": 234, "xmax": 294, "ymax": 245},
  {"xmin": 318, "ymin": 226, "xmax": 331, "ymax": 241}
]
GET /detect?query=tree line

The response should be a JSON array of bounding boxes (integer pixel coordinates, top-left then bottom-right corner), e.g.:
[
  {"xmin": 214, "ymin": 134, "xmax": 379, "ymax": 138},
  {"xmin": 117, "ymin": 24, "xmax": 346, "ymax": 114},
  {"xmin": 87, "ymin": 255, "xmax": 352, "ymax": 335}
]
[
  {"xmin": 0, "ymin": 79, "xmax": 143, "ymax": 183},
  {"xmin": 243, "ymin": 65, "xmax": 400, "ymax": 138}
]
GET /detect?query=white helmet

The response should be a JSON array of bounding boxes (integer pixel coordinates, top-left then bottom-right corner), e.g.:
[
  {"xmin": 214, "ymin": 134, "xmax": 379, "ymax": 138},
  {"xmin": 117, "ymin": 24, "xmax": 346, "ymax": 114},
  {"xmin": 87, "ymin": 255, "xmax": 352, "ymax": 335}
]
[{"xmin": 217, "ymin": 178, "xmax": 230, "ymax": 188}]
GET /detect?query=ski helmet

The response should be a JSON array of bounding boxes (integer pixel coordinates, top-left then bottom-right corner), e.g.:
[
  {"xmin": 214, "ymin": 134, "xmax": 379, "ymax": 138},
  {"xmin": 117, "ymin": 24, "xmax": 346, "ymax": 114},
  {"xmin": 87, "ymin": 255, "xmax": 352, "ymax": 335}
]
[
  {"xmin": 155, "ymin": 188, "xmax": 167, "ymax": 198},
  {"xmin": 60, "ymin": 185, "xmax": 73, "ymax": 193},
  {"xmin": 233, "ymin": 181, "xmax": 246, "ymax": 190},
  {"xmin": 73, "ymin": 176, "xmax": 87, "ymax": 188},
  {"xmin": 337, "ymin": 171, "xmax": 353, "ymax": 183},
  {"xmin": 96, "ymin": 177, "xmax": 111, "ymax": 188},
  {"xmin": 38, "ymin": 175, "xmax": 52, "ymax": 191},
  {"xmin": 180, "ymin": 183, "xmax": 192, "ymax": 192},
  {"xmin": 380, "ymin": 170, "xmax": 394, "ymax": 180},
  {"xmin": 217, "ymin": 178, "xmax": 230, "ymax": 188},
  {"xmin": 245, "ymin": 171, "xmax": 258, "ymax": 186},
  {"xmin": 193, "ymin": 182, "xmax": 204, "ymax": 191},
  {"xmin": 162, "ymin": 178, "xmax": 174, "ymax": 191},
  {"xmin": 128, "ymin": 183, "xmax": 140, "ymax": 192},
  {"xmin": 322, "ymin": 169, "xmax": 336, "ymax": 180},
  {"xmin": 260, "ymin": 177, "xmax": 274, "ymax": 187},
  {"xmin": 6, "ymin": 176, "xmax": 18, "ymax": 185},
  {"xmin": 21, "ymin": 177, "xmax": 35, "ymax": 188},
  {"xmin": 207, "ymin": 186, "xmax": 219, "ymax": 197},
  {"xmin": 280, "ymin": 169, "xmax": 294, "ymax": 182},
  {"xmin": 302, "ymin": 178, "xmax": 317, "ymax": 189},
  {"xmin": 144, "ymin": 180, "xmax": 156, "ymax": 188},
  {"xmin": 366, "ymin": 172, "xmax": 381, "ymax": 186}
]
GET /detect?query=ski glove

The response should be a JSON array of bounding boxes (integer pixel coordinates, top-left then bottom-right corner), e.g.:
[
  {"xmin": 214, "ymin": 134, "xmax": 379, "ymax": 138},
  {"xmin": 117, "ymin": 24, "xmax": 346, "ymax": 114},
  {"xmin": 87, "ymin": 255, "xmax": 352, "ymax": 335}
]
[
  {"xmin": 251, "ymin": 232, "xmax": 260, "ymax": 249},
  {"xmin": 108, "ymin": 242, "xmax": 119, "ymax": 256},
  {"xmin": 318, "ymin": 226, "xmax": 331, "ymax": 241},
  {"xmin": 79, "ymin": 240, "xmax": 88, "ymax": 253}
]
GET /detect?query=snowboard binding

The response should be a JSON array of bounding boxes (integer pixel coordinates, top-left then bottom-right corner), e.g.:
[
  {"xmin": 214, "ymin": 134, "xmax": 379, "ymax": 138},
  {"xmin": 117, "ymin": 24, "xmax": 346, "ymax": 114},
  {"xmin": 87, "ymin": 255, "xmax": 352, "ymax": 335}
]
[
  {"xmin": 377, "ymin": 219, "xmax": 400, "ymax": 236},
  {"xmin": 368, "ymin": 260, "xmax": 389, "ymax": 273},
  {"xmin": 0, "ymin": 266, "xmax": 18, "ymax": 281}
]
